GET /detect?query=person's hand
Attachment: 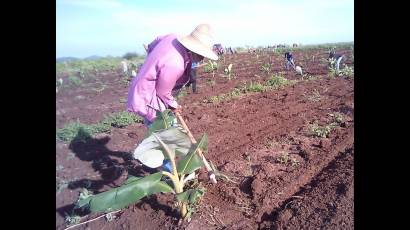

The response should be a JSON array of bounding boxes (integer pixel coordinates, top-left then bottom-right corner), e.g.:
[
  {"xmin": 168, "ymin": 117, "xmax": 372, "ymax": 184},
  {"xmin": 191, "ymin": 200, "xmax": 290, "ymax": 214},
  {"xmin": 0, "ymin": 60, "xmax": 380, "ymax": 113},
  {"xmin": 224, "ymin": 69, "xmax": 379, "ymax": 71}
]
[{"xmin": 171, "ymin": 105, "xmax": 182, "ymax": 114}]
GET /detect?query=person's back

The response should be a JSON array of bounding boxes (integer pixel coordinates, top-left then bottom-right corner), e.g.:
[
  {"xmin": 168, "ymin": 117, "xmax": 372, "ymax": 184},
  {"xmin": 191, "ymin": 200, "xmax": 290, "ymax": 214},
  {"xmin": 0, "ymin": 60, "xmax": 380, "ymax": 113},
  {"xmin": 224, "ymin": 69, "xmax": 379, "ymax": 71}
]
[
  {"xmin": 127, "ymin": 33, "xmax": 189, "ymax": 122},
  {"xmin": 284, "ymin": 52, "xmax": 295, "ymax": 70},
  {"xmin": 285, "ymin": 52, "xmax": 293, "ymax": 61}
]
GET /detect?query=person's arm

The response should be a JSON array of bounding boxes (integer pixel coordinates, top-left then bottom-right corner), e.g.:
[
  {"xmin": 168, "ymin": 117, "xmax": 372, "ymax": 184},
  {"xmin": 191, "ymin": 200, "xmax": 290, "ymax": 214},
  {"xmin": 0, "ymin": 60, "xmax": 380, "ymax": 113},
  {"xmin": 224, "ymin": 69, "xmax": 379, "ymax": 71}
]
[{"xmin": 156, "ymin": 64, "xmax": 185, "ymax": 109}]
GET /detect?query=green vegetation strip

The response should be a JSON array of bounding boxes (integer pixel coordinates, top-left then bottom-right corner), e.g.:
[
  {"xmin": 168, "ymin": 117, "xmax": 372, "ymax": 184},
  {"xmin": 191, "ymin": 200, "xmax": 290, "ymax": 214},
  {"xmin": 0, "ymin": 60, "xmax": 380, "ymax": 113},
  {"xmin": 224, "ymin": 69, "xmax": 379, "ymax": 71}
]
[
  {"xmin": 56, "ymin": 111, "xmax": 143, "ymax": 142},
  {"xmin": 205, "ymin": 74, "xmax": 298, "ymax": 103}
]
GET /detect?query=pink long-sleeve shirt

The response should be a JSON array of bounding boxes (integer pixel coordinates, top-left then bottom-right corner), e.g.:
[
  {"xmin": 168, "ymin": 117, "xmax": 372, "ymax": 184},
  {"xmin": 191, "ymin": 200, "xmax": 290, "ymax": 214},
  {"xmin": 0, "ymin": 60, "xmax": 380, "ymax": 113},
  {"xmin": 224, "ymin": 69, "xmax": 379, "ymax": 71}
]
[{"xmin": 127, "ymin": 34, "xmax": 192, "ymax": 122}]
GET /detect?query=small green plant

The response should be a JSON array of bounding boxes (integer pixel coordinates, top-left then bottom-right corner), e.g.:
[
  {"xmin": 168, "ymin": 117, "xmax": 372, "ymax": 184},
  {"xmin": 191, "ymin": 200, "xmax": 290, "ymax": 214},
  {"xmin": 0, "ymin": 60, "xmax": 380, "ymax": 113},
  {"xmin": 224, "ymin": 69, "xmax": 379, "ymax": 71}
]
[
  {"xmin": 65, "ymin": 213, "xmax": 82, "ymax": 226},
  {"xmin": 246, "ymin": 82, "xmax": 265, "ymax": 92},
  {"xmin": 56, "ymin": 121, "xmax": 94, "ymax": 142},
  {"xmin": 57, "ymin": 112, "xmax": 143, "ymax": 142},
  {"xmin": 209, "ymin": 95, "xmax": 219, "ymax": 103},
  {"xmin": 260, "ymin": 63, "xmax": 272, "ymax": 74},
  {"xmin": 302, "ymin": 75, "xmax": 318, "ymax": 81},
  {"xmin": 102, "ymin": 111, "xmax": 143, "ymax": 128},
  {"xmin": 308, "ymin": 121, "xmax": 336, "ymax": 138},
  {"xmin": 338, "ymin": 64, "xmax": 354, "ymax": 78},
  {"xmin": 68, "ymin": 76, "xmax": 82, "ymax": 87},
  {"xmin": 307, "ymin": 89, "xmax": 321, "ymax": 102},
  {"xmin": 224, "ymin": 64, "xmax": 234, "ymax": 80},
  {"xmin": 203, "ymin": 60, "xmax": 218, "ymax": 73},
  {"xmin": 328, "ymin": 112, "xmax": 345, "ymax": 124},
  {"xmin": 74, "ymin": 110, "xmax": 209, "ymax": 220},
  {"xmin": 265, "ymin": 74, "xmax": 290, "ymax": 89},
  {"xmin": 276, "ymin": 153, "xmax": 299, "ymax": 166},
  {"xmin": 91, "ymin": 119, "xmax": 112, "ymax": 133}
]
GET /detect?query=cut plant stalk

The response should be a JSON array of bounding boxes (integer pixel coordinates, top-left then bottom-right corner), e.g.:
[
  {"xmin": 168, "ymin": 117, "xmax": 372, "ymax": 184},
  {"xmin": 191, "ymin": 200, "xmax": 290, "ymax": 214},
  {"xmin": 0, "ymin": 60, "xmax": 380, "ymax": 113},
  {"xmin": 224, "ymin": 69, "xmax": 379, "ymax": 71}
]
[
  {"xmin": 175, "ymin": 111, "xmax": 217, "ymax": 184},
  {"xmin": 153, "ymin": 133, "xmax": 188, "ymax": 218}
]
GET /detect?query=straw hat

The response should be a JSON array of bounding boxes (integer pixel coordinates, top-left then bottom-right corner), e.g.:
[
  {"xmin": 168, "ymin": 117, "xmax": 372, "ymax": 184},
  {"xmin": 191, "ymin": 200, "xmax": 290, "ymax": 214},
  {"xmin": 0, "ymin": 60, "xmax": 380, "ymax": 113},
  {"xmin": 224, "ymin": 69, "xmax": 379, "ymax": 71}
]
[{"xmin": 177, "ymin": 24, "xmax": 219, "ymax": 60}]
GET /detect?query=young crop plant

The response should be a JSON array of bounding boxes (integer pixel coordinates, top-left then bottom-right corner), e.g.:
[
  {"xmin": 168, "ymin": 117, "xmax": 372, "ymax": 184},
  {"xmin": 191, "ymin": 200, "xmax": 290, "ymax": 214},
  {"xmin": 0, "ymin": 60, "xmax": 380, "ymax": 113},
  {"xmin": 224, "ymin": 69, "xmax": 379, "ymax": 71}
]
[
  {"xmin": 204, "ymin": 60, "xmax": 218, "ymax": 73},
  {"xmin": 308, "ymin": 121, "xmax": 337, "ymax": 138},
  {"xmin": 260, "ymin": 63, "xmax": 272, "ymax": 74},
  {"xmin": 74, "ymin": 110, "xmax": 211, "ymax": 220},
  {"xmin": 224, "ymin": 64, "xmax": 234, "ymax": 80}
]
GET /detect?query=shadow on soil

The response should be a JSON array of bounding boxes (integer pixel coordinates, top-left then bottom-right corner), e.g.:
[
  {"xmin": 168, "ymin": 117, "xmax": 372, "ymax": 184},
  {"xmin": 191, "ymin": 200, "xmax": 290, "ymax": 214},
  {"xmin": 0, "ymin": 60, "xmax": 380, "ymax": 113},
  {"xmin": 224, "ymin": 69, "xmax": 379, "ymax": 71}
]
[{"xmin": 56, "ymin": 127, "xmax": 170, "ymax": 219}]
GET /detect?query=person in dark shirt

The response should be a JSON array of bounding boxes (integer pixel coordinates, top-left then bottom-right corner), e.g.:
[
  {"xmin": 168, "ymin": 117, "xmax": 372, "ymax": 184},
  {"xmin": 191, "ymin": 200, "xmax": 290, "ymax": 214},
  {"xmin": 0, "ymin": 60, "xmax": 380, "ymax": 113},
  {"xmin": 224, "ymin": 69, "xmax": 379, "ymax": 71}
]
[{"xmin": 284, "ymin": 52, "xmax": 296, "ymax": 70}]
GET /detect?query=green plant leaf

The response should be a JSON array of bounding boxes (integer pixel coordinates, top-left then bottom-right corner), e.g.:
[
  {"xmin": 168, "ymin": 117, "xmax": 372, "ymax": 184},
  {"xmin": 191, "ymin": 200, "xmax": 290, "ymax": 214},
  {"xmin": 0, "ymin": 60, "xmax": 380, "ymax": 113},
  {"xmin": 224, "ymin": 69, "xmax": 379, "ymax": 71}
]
[
  {"xmin": 148, "ymin": 109, "xmax": 176, "ymax": 135},
  {"xmin": 75, "ymin": 172, "xmax": 173, "ymax": 213},
  {"xmin": 176, "ymin": 188, "xmax": 206, "ymax": 204},
  {"xmin": 177, "ymin": 134, "xmax": 207, "ymax": 175},
  {"xmin": 124, "ymin": 176, "xmax": 142, "ymax": 184},
  {"xmin": 134, "ymin": 127, "xmax": 192, "ymax": 168}
]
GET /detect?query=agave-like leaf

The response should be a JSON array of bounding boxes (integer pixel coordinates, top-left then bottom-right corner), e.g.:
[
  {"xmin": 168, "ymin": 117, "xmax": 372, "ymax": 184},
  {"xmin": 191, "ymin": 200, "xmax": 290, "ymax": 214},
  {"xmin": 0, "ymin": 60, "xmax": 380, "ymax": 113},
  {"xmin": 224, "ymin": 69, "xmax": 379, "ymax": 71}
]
[
  {"xmin": 177, "ymin": 134, "xmax": 207, "ymax": 175},
  {"xmin": 147, "ymin": 109, "xmax": 176, "ymax": 136},
  {"xmin": 75, "ymin": 172, "xmax": 173, "ymax": 213}
]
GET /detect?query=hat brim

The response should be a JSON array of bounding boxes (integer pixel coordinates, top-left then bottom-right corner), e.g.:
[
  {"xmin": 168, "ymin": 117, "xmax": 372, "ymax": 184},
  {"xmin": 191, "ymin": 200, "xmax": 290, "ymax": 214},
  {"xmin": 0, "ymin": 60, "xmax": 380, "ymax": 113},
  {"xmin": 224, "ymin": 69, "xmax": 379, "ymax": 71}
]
[{"xmin": 177, "ymin": 35, "xmax": 219, "ymax": 61}]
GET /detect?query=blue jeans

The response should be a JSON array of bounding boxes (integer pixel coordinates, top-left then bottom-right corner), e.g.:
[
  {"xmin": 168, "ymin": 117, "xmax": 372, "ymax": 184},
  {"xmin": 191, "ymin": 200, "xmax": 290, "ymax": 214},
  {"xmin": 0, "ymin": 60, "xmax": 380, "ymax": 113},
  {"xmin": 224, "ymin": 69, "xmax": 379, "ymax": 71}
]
[
  {"xmin": 162, "ymin": 159, "xmax": 173, "ymax": 173},
  {"xmin": 285, "ymin": 59, "xmax": 295, "ymax": 70}
]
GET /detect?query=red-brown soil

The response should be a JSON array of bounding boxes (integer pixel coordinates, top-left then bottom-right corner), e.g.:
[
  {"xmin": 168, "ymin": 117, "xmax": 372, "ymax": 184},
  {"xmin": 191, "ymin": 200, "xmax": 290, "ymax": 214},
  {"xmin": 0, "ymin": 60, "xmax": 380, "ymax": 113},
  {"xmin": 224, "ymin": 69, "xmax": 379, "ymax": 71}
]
[{"xmin": 56, "ymin": 48, "xmax": 354, "ymax": 229}]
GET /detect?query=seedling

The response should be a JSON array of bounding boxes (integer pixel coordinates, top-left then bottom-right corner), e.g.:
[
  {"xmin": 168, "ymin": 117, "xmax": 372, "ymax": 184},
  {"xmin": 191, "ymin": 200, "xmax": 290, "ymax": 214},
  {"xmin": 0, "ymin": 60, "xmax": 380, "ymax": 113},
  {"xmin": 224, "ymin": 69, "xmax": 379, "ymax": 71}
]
[
  {"xmin": 328, "ymin": 112, "xmax": 345, "ymax": 124},
  {"xmin": 276, "ymin": 153, "xmax": 299, "ymax": 166},
  {"xmin": 224, "ymin": 64, "xmax": 234, "ymax": 80},
  {"xmin": 204, "ymin": 60, "xmax": 218, "ymax": 73},
  {"xmin": 308, "ymin": 121, "xmax": 337, "ymax": 138},
  {"xmin": 260, "ymin": 63, "xmax": 271, "ymax": 74},
  {"xmin": 307, "ymin": 89, "xmax": 321, "ymax": 102},
  {"xmin": 338, "ymin": 64, "xmax": 354, "ymax": 78}
]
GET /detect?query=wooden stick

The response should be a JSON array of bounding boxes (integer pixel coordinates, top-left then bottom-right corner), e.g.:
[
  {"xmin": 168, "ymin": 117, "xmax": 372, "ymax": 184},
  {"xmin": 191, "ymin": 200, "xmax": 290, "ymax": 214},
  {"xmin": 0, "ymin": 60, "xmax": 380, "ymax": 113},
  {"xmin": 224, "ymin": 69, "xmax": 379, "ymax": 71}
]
[
  {"xmin": 63, "ymin": 210, "xmax": 122, "ymax": 230},
  {"xmin": 175, "ymin": 112, "xmax": 217, "ymax": 184}
]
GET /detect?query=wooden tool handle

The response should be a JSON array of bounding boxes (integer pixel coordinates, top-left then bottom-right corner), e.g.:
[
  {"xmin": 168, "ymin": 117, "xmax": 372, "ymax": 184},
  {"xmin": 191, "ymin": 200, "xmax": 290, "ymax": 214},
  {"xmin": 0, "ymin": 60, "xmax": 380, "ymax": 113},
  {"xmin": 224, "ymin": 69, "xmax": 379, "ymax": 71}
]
[{"xmin": 175, "ymin": 112, "xmax": 217, "ymax": 184}]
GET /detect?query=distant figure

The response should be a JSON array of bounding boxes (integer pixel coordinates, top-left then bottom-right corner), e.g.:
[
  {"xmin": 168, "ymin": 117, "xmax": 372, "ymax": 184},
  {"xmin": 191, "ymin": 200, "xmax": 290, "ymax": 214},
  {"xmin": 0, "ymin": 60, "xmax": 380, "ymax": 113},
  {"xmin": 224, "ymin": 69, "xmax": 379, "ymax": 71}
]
[
  {"xmin": 213, "ymin": 44, "xmax": 224, "ymax": 55},
  {"xmin": 227, "ymin": 47, "xmax": 234, "ymax": 55},
  {"xmin": 121, "ymin": 60, "xmax": 128, "ymax": 73},
  {"xmin": 284, "ymin": 52, "xmax": 296, "ymax": 70},
  {"xmin": 293, "ymin": 43, "xmax": 298, "ymax": 48},
  {"xmin": 329, "ymin": 50, "xmax": 344, "ymax": 73}
]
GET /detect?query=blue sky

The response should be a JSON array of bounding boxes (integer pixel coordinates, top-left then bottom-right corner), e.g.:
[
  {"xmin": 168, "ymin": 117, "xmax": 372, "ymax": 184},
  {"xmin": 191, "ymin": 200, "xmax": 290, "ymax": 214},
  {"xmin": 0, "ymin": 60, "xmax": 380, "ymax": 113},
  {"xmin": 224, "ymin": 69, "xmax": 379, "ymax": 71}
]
[{"xmin": 56, "ymin": 0, "xmax": 354, "ymax": 58}]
